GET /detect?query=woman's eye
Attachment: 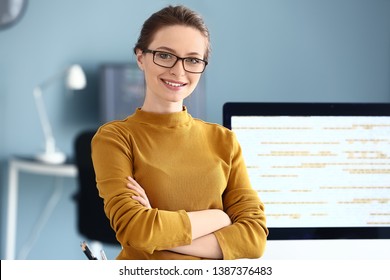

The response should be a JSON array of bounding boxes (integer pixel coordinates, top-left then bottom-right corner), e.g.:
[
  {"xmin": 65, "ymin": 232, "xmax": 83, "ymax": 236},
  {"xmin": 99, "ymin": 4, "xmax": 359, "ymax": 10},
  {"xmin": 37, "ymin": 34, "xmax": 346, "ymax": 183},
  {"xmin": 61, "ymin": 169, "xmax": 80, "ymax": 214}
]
[
  {"xmin": 158, "ymin": 52, "xmax": 172, "ymax": 59},
  {"xmin": 186, "ymin": 58, "xmax": 201, "ymax": 64}
]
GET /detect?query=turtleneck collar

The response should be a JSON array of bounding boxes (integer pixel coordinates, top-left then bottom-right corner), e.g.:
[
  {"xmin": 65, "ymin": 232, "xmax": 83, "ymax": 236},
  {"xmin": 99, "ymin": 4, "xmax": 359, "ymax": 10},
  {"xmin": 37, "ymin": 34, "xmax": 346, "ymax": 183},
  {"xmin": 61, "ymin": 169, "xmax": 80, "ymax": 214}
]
[{"xmin": 129, "ymin": 106, "xmax": 193, "ymax": 128}]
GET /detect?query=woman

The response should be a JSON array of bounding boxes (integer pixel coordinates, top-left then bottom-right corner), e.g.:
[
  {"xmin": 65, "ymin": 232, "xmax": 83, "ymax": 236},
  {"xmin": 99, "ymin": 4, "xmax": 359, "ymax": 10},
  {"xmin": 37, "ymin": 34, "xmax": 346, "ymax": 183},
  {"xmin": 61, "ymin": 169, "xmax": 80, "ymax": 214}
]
[{"xmin": 91, "ymin": 5, "xmax": 268, "ymax": 260}]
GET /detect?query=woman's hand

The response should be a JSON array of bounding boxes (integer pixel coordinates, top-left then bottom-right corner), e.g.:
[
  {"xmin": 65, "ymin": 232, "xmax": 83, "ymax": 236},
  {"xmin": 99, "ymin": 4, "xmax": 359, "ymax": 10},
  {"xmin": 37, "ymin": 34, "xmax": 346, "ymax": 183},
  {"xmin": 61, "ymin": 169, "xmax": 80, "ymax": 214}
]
[
  {"xmin": 127, "ymin": 176, "xmax": 152, "ymax": 209},
  {"xmin": 187, "ymin": 210, "xmax": 231, "ymax": 240}
]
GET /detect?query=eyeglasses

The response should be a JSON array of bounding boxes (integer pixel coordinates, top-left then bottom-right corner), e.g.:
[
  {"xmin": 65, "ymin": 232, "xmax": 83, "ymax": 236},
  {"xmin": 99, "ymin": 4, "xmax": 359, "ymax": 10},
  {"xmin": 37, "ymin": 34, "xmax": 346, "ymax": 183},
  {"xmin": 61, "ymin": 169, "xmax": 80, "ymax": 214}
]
[{"xmin": 143, "ymin": 49, "xmax": 208, "ymax": 74}]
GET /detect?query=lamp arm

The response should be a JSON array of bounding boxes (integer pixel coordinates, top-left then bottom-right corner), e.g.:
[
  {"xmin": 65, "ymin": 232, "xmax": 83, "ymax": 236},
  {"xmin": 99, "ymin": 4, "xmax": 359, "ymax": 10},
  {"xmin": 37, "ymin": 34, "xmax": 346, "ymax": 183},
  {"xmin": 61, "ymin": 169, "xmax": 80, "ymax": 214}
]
[
  {"xmin": 37, "ymin": 69, "xmax": 67, "ymax": 89},
  {"xmin": 33, "ymin": 87, "xmax": 56, "ymax": 154}
]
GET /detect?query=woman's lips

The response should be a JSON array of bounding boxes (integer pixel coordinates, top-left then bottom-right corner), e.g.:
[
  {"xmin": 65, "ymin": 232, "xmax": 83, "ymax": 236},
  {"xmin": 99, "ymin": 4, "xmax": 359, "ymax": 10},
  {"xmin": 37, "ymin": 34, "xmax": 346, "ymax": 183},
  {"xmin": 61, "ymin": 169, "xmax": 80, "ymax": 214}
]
[{"xmin": 161, "ymin": 79, "xmax": 187, "ymax": 90}]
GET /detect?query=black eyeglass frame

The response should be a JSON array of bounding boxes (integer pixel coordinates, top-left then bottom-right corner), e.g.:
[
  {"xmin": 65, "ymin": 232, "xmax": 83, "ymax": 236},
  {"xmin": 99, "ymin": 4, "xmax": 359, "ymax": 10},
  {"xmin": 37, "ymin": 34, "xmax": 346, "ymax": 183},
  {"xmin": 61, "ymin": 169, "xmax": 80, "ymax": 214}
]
[{"xmin": 142, "ymin": 49, "xmax": 208, "ymax": 74}]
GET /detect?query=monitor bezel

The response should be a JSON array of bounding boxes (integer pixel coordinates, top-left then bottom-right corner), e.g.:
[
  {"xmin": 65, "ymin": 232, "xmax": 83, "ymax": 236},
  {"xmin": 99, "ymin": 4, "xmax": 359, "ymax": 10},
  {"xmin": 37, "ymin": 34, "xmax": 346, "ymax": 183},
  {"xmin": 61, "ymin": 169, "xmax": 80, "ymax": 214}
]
[{"xmin": 223, "ymin": 102, "xmax": 390, "ymax": 240}]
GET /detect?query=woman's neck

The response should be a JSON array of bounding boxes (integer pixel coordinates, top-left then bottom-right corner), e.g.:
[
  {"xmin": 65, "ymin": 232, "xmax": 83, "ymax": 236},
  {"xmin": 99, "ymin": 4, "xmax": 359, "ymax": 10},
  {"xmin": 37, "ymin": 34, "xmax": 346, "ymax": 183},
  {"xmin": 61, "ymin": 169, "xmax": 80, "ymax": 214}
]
[{"xmin": 141, "ymin": 99, "xmax": 184, "ymax": 114}]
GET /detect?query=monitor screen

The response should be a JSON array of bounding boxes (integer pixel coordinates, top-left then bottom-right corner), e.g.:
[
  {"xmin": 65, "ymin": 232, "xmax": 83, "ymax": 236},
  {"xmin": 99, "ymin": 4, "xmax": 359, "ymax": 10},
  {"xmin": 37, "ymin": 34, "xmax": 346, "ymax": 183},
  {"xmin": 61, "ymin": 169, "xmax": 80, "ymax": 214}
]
[{"xmin": 223, "ymin": 102, "xmax": 390, "ymax": 240}]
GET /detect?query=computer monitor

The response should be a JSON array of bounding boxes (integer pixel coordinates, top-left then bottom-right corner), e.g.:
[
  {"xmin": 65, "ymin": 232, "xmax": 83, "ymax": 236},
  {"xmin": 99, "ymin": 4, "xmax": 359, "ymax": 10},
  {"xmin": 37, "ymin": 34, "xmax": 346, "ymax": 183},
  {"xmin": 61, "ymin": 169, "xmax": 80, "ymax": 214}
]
[{"xmin": 223, "ymin": 102, "xmax": 390, "ymax": 240}]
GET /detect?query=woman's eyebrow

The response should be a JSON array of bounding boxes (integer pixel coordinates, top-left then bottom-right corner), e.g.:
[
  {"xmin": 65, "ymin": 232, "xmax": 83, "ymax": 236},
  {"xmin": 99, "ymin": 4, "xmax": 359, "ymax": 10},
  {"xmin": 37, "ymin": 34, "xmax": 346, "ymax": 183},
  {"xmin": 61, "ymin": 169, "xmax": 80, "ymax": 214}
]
[{"xmin": 155, "ymin": 46, "xmax": 202, "ymax": 57}]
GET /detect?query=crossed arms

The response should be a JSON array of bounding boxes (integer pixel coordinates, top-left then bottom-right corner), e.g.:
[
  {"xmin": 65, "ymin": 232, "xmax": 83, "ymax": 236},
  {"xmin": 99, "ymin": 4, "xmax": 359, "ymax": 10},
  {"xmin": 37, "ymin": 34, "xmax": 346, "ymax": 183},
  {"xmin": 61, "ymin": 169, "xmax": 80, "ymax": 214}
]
[{"xmin": 127, "ymin": 176, "xmax": 231, "ymax": 259}]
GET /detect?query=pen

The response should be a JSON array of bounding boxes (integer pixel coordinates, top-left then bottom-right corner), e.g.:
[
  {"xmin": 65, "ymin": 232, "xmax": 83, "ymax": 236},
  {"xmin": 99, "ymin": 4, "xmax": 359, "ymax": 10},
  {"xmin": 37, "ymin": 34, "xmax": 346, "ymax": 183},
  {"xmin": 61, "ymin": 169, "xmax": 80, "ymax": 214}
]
[
  {"xmin": 100, "ymin": 249, "xmax": 107, "ymax": 260},
  {"xmin": 80, "ymin": 241, "xmax": 98, "ymax": 260}
]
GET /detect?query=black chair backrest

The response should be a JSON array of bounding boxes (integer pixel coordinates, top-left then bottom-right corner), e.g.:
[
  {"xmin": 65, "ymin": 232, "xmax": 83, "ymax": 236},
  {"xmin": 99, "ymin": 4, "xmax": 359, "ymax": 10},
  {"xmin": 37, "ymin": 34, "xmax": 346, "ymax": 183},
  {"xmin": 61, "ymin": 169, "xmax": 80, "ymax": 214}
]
[{"xmin": 74, "ymin": 130, "xmax": 118, "ymax": 244}]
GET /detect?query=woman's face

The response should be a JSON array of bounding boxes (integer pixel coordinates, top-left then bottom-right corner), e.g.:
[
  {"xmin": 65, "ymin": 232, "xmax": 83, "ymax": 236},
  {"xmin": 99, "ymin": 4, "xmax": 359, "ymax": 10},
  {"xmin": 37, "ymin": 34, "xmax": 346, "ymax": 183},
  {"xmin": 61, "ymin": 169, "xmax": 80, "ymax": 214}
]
[{"xmin": 136, "ymin": 25, "xmax": 208, "ymax": 112}]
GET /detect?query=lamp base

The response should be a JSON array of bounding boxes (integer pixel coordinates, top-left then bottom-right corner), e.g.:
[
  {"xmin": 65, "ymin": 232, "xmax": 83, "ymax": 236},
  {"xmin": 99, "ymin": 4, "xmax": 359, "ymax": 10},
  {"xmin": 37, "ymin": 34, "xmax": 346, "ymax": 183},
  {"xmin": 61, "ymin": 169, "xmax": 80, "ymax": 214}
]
[{"xmin": 35, "ymin": 151, "xmax": 67, "ymax": 164}]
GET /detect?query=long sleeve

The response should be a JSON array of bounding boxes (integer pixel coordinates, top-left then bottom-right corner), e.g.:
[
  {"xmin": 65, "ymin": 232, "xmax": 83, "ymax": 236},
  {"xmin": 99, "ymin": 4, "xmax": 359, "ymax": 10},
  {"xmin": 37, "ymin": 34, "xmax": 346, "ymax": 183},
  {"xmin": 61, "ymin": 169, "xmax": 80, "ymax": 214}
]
[
  {"xmin": 91, "ymin": 126, "xmax": 192, "ymax": 255},
  {"xmin": 213, "ymin": 133, "xmax": 268, "ymax": 259},
  {"xmin": 91, "ymin": 108, "xmax": 267, "ymax": 259}
]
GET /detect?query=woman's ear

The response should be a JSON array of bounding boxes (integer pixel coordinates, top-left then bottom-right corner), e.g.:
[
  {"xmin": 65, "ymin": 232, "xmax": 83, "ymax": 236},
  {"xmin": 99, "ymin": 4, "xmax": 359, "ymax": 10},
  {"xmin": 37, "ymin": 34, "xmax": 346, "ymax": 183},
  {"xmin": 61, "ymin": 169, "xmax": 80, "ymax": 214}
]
[{"xmin": 135, "ymin": 48, "xmax": 144, "ymax": 71}]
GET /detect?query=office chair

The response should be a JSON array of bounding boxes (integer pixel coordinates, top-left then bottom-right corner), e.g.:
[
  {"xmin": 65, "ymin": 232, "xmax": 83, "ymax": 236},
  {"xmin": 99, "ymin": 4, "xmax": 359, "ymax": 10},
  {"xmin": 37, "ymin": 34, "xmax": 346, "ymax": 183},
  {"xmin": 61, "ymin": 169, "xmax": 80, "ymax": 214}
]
[{"xmin": 73, "ymin": 130, "xmax": 118, "ymax": 252}]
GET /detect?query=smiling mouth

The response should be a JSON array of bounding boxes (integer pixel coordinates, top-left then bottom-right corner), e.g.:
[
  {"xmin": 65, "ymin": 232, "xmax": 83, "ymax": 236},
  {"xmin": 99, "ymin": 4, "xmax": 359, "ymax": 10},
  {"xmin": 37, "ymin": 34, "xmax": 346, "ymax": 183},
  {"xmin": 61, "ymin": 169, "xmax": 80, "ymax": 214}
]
[{"xmin": 162, "ymin": 79, "xmax": 187, "ymax": 87}]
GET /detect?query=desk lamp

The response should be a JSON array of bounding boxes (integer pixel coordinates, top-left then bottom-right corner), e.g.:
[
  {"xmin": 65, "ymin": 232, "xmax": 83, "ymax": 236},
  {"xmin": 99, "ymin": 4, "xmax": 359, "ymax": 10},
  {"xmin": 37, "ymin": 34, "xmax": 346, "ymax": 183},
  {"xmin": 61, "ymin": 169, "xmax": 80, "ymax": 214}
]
[{"xmin": 33, "ymin": 64, "xmax": 87, "ymax": 164}]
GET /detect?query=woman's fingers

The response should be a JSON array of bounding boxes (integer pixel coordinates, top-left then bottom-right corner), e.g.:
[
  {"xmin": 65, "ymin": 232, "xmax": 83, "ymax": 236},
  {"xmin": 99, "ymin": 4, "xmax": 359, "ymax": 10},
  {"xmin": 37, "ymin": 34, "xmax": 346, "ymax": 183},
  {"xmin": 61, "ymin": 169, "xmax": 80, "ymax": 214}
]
[
  {"xmin": 131, "ymin": 195, "xmax": 151, "ymax": 208},
  {"xmin": 127, "ymin": 176, "xmax": 145, "ymax": 194},
  {"xmin": 127, "ymin": 183, "xmax": 146, "ymax": 199},
  {"xmin": 126, "ymin": 176, "xmax": 151, "ymax": 208}
]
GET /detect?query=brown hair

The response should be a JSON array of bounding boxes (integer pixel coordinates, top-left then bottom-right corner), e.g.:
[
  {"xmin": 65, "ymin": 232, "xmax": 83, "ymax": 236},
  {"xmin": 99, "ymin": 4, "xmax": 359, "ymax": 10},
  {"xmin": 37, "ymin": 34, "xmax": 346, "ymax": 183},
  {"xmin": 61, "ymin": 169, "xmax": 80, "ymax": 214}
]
[{"xmin": 133, "ymin": 5, "xmax": 211, "ymax": 60}]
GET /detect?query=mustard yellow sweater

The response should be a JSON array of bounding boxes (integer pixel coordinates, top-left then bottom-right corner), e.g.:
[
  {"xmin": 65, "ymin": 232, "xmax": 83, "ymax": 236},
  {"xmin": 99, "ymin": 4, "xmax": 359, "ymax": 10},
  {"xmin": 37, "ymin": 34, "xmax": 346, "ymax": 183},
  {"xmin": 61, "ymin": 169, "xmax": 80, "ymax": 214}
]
[{"xmin": 91, "ymin": 107, "xmax": 268, "ymax": 259}]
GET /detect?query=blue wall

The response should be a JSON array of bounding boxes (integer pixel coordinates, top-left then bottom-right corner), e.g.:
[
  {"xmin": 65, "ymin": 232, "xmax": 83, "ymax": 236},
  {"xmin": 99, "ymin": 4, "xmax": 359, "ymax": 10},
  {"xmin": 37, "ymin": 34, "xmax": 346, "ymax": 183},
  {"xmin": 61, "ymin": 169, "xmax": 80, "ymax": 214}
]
[{"xmin": 1, "ymin": 0, "xmax": 389, "ymax": 259}]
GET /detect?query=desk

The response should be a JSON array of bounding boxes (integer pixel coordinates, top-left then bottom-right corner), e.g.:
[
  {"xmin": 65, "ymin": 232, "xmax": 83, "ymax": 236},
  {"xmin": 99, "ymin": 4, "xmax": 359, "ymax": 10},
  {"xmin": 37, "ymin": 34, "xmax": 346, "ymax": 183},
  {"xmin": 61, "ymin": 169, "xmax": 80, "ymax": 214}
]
[{"xmin": 5, "ymin": 157, "xmax": 78, "ymax": 260}]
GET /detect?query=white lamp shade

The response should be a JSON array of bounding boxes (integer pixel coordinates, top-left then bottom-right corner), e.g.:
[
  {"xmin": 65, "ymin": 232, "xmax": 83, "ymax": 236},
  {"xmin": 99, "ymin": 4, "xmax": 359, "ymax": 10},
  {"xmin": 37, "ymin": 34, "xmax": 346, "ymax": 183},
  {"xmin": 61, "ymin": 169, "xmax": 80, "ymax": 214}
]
[{"xmin": 66, "ymin": 64, "xmax": 87, "ymax": 90}]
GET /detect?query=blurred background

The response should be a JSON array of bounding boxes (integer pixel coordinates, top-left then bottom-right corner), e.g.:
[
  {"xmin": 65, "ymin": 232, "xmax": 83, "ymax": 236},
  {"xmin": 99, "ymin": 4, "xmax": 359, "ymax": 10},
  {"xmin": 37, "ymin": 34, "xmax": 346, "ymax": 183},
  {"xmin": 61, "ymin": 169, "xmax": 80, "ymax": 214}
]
[{"xmin": 1, "ymin": 0, "xmax": 389, "ymax": 259}]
